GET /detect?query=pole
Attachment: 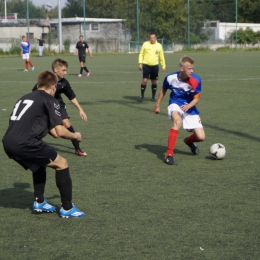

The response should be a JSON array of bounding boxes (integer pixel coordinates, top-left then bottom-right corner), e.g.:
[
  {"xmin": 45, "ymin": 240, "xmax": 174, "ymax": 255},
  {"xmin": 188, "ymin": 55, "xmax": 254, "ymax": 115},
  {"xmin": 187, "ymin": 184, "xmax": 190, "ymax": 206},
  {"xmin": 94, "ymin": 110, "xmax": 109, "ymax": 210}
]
[
  {"xmin": 187, "ymin": 0, "xmax": 190, "ymax": 49},
  {"xmin": 26, "ymin": 0, "xmax": 29, "ymax": 38},
  {"xmin": 235, "ymin": 0, "xmax": 238, "ymax": 48},
  {"xmin": 136, "ymin": 0, "xmax": 140, "ymax": 51},
  {"xmin": 58, "ymin": 0, "xmax": 63, "ymax": 52},
  {"xmin": 4, "ymin": 0, "xmax": 7, "ymax": 20},
  {"xmin": 83, "ymin": 0, "xmax": 86, "ymax": 40}
]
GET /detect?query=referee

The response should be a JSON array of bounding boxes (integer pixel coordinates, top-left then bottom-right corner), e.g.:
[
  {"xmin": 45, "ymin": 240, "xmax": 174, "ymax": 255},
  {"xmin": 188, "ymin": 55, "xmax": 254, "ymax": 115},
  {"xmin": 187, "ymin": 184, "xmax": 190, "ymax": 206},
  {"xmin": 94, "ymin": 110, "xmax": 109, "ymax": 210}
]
[{"xmin": 138, "ymin": 33, "xmax": 166, "ymax": 102}]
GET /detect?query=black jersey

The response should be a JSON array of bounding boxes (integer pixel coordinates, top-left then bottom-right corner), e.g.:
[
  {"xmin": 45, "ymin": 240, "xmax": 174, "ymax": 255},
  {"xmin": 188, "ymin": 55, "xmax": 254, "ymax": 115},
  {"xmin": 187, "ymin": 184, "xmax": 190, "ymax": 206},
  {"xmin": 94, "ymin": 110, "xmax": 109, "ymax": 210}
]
[
  {"xmin": 2, "ymin": 90, "xmax": 62, "ymax": 160},
  {"xmin": 76, "ymin": 41, "xmax": 89, "ymax": 57},
  {"xmin": 32, "ymin": 78, "xmax": 76, "ymax": 110}
]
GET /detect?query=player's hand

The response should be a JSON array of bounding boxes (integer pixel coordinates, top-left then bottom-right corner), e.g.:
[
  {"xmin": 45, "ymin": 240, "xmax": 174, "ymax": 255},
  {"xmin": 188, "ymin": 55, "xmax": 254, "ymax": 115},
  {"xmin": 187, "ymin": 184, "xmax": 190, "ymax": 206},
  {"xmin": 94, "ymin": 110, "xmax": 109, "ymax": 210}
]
[
  {"xmin": 180, "ymin": 104, "xmax": 189, "ymax": 112},
  {"xmin": 162, "ymin": 68, "xmax": 166, "ymax": 72},
  {"xmin": 138, "ymin": 64, "xmax": 142, "ymax": 71},
  {"xmin": 75, "ymin": 132, "xmax": 82, "ymax": 142},
  {"xmin": 79, "ymin": 111, "xmax": 87, "ymax": 121},
  {"xmin": 154, "ymin": 104, "xmax": 160, "ymax": 114}
]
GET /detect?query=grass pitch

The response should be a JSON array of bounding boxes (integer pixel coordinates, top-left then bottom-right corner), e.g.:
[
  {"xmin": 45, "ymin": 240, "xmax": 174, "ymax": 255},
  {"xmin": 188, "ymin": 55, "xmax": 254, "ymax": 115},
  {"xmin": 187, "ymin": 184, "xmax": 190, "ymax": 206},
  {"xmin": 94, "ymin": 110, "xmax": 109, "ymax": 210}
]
[{"xmin": 0, "ymin": 52, "xmax": 260, "ymax": 259}]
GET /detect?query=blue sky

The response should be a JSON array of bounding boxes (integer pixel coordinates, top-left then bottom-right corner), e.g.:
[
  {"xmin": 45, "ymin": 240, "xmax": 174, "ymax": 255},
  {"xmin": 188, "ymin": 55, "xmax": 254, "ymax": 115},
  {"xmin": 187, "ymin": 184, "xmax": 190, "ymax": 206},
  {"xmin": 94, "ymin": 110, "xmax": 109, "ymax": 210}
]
[{"xmin": 32, "ymin": 0, "xmax": 66, "ymax": 8}]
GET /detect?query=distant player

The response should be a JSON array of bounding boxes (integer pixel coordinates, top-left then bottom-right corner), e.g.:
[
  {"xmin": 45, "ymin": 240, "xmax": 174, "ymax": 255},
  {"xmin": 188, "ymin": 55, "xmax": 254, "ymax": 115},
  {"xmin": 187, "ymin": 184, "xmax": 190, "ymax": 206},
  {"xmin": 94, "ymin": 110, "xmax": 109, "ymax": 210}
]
[
  {"xmin": 21, "ymin": 35, "xmax": 34, "ymax": 72},
  {"xmin": 37, "ymin": 36, "xmax": 45, "ymax": 57},
  {"xmin": 32, "ymin": 58, "xmax": 88, "ymax": 157},
  {"xmin": 2, "ymin": 70, "xmax": 86, "ymax": 218},
  {"xmin": 138, "ymin": 33, "xmax": 166, "ymax": 102},
  {"xmin": 75, "ymin": 35, "xmax": 92, "ymax": 77},
  {"xmin": 154, "ymin": 56, "xmax": 205, "ymax": 165}
]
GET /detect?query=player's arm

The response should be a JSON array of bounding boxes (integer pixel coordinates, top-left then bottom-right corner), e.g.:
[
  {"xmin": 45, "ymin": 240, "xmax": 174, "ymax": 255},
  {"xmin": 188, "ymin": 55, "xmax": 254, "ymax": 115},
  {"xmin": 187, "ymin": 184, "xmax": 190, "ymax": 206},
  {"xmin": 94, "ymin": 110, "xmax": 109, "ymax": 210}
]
[
  {"xmin": 51, "ymin": 125, "xmax": 81, "ymax": 141},
  {"xmin": 87, "ymin": 48, "xmax": 93, "ymax": 58},
  {"xmin": 70, "ymin": 98, "xmax": 87, "ymax": 121},
  {"xmin": 154, "ymin": 87, "xmax": 167, "ymax": 114},
  {"xmin": 180, "ymin": 94, "xmax": 201, "ymax": 112}
]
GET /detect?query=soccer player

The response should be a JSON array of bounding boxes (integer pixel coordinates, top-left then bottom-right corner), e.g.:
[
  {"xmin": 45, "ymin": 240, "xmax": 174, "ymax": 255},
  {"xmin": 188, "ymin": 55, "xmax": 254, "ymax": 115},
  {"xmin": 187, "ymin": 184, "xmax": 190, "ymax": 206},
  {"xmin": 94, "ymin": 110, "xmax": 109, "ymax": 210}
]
[
  {"xmin": 32, "ymin": 58, "xmax": 88, "ymax": 156},
  {"xmin": 138, "ymin": 33, "xmax": 166, "ymax": 102},
  {"xmin": 154, "ymin": 56, "xmax": 205, "ymax": 165},
  {"xmin": 75, "ymin": 35, "xmax": 92, "ymax": 77},
  {"xmin": 37, "ymin": 36, "xmax": 45, "ymax": 57},
  {"xmin": 21, "ymin": 35, "xmax": 34, "ymax": 72},
  {"xmin": 2, "ymin": 70, "xmax": 86, "ymax": 218}
]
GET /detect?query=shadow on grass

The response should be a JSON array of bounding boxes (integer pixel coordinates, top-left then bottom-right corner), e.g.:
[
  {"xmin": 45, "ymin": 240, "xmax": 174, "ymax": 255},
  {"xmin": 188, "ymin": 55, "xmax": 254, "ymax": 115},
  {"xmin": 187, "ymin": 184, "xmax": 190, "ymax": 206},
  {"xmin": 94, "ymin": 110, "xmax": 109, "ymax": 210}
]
[
  {"xmin": 45, "ymin": 142, "xmax": 76, "ymax": 155},
  {"xmin": 135, "ymin": 144, "xmax": 192, "ymax": 161},
  {"xmin": 0, "ymin": 182, "xmax": 59, "ymax": 210}
]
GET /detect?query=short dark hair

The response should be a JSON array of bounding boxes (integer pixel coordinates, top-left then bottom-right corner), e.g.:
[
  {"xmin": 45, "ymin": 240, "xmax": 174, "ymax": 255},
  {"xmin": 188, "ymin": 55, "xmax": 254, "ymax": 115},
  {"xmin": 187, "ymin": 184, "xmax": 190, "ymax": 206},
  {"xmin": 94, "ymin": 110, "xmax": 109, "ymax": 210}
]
[
  {"xmin": 179, "ymin": 56, "xmax": 194, "ymax": 67},
  {"xmin": 37, "ymin": 71, "xmax": 58, "ymax": 89},
  {"xmin": 51, "ymin": 58, "xmax": 68, "ymax": 72},
  {"xmin": 149, "ymin": 32, "xmax": 156, "ymax": 36}
]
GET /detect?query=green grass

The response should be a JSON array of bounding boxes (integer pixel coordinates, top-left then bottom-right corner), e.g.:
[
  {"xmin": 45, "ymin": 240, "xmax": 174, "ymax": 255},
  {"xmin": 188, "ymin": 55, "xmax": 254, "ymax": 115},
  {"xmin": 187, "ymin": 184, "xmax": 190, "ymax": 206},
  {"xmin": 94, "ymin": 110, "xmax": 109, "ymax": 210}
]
[{"xmin": 0, "ymin": 52, "xmax": 260, "ymax": 259}]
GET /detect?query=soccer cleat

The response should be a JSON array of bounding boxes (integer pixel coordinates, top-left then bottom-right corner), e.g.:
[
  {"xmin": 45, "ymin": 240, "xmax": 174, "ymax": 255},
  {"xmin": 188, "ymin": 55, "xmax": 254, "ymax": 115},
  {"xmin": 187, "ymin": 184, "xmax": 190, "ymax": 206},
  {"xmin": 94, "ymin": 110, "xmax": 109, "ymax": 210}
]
[
  {"xmin": 86, "ymin": 71, "xmax": 90, "ymax": 77},
  {"xmin": 75, "ymin": 149, "xmax": 87, "ymax": 156},
  {"xmin": 78, "ymin": 74, "xmax": 82, "ymax": 77},
  {"xmin": 23, "ymin": 69, "xmax": 28, "ymax": 72},
  {"xmin": 184, "ymin": 138, "xmax": 200, "ymax": 155},
  {"xmin": 59, "ymin": 204, "xmax": 86, "ymax": 218},
  {"xmin": 31, "ymin": 67, "xmax": 35, "ymax": 71},
  {"xmin": 151, "ymin": 97, "xmax": 157, "ymax": 102},
  {"xmin": 33, "ymin": 199, "xmax": 56, "ymax": 213},
  {"xmin": 138, "ymin": 96, "xmax": 144, "ymax": 102},
  {"xmin": 165, "ymin": 155, "xmax": 177, "ymax": 165}
]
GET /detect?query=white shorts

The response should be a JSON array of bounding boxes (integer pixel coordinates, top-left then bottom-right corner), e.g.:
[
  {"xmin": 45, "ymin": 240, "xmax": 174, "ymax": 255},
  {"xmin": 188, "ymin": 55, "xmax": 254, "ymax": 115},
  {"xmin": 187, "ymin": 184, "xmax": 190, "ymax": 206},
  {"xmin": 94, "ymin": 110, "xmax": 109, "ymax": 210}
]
[
  {"xmin": 167, "ymin": 103, "xmax": 203, "ymax": 130},
  {"xmin": 22, "ymin": 53, "xmax": 30, "ymax": 60}
]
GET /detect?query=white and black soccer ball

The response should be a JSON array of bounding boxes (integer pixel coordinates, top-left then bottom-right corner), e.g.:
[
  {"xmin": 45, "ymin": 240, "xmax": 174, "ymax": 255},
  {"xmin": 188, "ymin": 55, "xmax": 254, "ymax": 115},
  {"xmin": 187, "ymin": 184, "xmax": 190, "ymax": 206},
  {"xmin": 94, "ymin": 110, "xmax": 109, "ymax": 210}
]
[{"xmin": 209, "ymin": 143, "xmax": 226, "ymax": 160}]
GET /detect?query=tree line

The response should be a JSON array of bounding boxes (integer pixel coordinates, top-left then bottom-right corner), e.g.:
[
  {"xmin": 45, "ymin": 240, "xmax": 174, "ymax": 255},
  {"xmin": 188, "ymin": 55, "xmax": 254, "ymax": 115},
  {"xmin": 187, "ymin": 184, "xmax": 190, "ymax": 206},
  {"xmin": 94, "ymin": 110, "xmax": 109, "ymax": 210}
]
[{"xmin": 2, "ymin": 0, "xmax": 260, "ymax": 43}]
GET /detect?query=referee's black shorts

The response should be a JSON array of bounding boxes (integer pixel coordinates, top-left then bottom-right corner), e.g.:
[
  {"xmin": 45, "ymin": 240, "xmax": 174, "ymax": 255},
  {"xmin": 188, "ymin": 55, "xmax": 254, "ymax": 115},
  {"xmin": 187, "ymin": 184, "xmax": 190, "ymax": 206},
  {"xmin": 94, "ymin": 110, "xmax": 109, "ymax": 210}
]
[
  {"xmin": 60, "ymin": 107, "xmax": 69, "ymax": 120},
  {"xmin": 142, "ymin": 64, "xmax": 159, "ymax": 80}
]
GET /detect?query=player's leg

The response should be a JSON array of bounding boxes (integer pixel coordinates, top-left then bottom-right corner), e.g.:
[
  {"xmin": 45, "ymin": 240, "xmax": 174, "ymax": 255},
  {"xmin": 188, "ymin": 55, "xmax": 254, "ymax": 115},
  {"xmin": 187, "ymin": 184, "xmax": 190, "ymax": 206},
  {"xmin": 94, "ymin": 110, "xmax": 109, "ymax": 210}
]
[
  {"xmin": 78, "ymin": 59, "xmax": 84, "ymax": 77},
  {"xmin": 24, "ymin": 60, "xmax": 29, "ymax": 71},
  {"xmin": 165, "ymin": 108, "xmax": 183, "ymax": 165},
  {"xmin": 82, "ymin": 57, "xmax": 90, "ymax": 76},
  {"xmin": 62, "ymin": 117, "xmax": 87, "ymax": 156},
  {"xmin": 150, "ymin": 65, "xmax": 159, "ymax": 101},
  {"xmin": 47, "ymin": 154, "xmax": 86, "ymax": 218},
  {"xmin": 183, "ymin": 115, "xmax": 205, "ymax": 155}
]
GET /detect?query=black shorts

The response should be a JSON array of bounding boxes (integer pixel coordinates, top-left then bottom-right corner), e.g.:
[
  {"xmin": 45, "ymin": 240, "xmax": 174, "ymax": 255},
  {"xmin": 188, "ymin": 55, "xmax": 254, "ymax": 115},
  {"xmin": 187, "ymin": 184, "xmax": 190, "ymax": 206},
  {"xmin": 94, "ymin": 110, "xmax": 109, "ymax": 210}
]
[
  {"xmin": 60, "ymin": 107, "xmax": 69, "ymax": 120},
  {"xmin": 79, "ymin": 55, "xmax": 86, "ymax": 63},
  {"xmin": 142, "ymin": 64, "xmax": 159, "ymax": 80},
  {"xmin": 4, "ymin": 143, "xmax": 57, "ymax": 173}
]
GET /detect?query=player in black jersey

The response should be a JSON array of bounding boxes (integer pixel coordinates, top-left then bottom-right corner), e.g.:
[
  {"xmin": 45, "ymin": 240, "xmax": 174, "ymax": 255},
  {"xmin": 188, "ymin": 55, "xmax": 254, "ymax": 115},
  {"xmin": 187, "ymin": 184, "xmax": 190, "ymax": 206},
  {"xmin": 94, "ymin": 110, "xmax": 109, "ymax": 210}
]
[
  {"xmin": 32, "ymin": 58, "xmax": 87, "ymax": 156},
  {"xmin": 75, "ymin": 35, "xmax": 92, "ymax": 77},
  {"xmin": 2, "ymin": 70, "xmax": 86, "ymax": 218}
]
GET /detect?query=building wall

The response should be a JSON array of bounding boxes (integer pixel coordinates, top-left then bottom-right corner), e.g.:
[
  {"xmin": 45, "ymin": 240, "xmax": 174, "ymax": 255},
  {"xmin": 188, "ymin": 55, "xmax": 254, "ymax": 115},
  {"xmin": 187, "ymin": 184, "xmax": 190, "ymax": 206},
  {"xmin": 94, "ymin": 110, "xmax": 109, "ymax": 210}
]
[
  {"xmin": 0, "ymin": 26, "xmax": 49, "ymax": 39},
  {"xmin": 219, "ymin": 22, "xmax": 260, "ymax": 40}
]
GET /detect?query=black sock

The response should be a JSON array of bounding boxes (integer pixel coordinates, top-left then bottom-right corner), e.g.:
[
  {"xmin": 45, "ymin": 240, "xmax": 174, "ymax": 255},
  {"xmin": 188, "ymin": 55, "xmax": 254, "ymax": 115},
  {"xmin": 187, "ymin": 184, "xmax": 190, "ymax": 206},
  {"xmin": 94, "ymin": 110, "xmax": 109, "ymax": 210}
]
[
  {"xmin": 83, "ymin": 66, "xmax": 89, "ymax": 72},
  {"xmin": 32, "ymin": 167, "xmax": 46, "ymax": 203},
  {"xmin": 141, "ymin": 84, "xmax": 146, "ymax": 97},
  {"xmin": 67, "ymin": 125, "xmax": 80, "ymax": 150},
  {"xmin": 151, "ymin": 84, "xmax": 157, "ymax": 98},
  {"xmin": 56, "ymin": 168, "xmax": 72, "ymax": 210},
  {"xmin": 80, "ymin": 67, "xmax": 83, "ymax": 74}
]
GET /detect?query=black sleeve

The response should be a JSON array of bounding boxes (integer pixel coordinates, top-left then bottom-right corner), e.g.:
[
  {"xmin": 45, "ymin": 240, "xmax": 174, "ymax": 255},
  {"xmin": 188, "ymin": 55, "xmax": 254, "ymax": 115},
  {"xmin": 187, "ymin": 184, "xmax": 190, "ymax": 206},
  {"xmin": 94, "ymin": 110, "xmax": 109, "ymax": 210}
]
[
  {"xmin": 85, "ymin": 41, "xmax": 89, "ymax": 48},
  {"xmin": 32, "ymin": 83, "xmax": 38, "ymax": 91},
  {"xmin": 62, "ymin": 79, "xmax": 76, "ymax": 100},
  {"xmin": 75, "ymin": 42, "xmax": 79, "ymax": 49},
  {"xmin": 44, "ymin": 96, "xmax": 63, "ymax": 129}
]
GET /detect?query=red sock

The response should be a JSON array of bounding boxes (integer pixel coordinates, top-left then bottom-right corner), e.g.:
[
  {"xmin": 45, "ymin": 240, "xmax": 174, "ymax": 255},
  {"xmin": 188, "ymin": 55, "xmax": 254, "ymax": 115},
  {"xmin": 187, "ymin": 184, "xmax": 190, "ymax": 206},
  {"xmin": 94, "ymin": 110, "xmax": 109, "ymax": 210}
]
[
  {"xmin": 28, "ymin": 60, "xmax": 33, "ymax": 67},
  {"xmin": 25, "ymin": 61, "xmax": 28, "ymax": 70},
  {"xmin": 185, "ymin": 134, "xmax": 197, "ymax": 145},
  {"xmin": 166, "ymin": 129, "xmax": 178, "ymax": 157}
]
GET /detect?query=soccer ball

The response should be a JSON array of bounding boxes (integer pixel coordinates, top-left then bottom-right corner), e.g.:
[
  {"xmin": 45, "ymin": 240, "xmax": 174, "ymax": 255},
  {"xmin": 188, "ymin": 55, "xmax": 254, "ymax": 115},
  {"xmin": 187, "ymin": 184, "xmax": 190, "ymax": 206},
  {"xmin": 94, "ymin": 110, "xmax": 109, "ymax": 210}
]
[{"xmin": 209, "ymin": 143, "xmax": 226, "ymax": 160}]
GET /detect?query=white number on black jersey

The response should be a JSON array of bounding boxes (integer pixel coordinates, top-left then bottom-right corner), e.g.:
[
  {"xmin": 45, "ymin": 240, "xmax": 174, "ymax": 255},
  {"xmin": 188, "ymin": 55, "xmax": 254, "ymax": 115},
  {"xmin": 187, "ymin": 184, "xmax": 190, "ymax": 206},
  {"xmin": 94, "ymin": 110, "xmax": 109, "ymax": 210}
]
[{"xmin": 10, "ymin": 99, "xmax": 34, "ymax": 121}]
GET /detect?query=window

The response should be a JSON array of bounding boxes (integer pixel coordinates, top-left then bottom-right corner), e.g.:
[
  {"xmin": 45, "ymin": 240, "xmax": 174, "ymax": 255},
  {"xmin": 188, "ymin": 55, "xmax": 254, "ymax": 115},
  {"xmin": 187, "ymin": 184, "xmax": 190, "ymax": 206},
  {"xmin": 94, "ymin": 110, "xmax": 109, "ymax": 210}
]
[
  {"xmin": 82, "ymin": 23, "xmax": 99, "ymax": 31},
  {"xmin": 91, "ymin": 23, "xmax": 99, "ymax": 31}
]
